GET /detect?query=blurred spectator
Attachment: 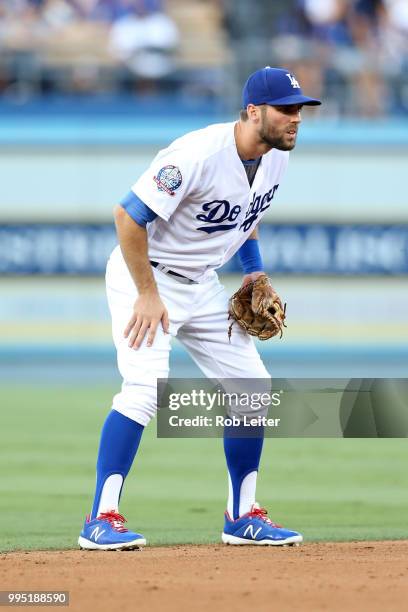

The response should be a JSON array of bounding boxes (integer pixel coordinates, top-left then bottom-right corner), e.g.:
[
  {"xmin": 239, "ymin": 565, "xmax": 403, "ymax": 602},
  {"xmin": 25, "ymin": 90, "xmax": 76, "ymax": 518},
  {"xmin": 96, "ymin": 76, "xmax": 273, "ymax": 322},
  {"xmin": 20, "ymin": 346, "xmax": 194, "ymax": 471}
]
[
  {"xmin": 108, "ymin": 1, "xmax": 179, "ymax": 84},
  {"xmin": 302, "ymin": 0, "xmax": 353, "ymax": 45},
  {"xmin": 41, "ymin": 0, "xmax": 77, "ymax": 28},
  {"xmin": 380, "ymin": 0, "xmax": 408, "ymax": 112},
  {"xmin": 0, "ymin": 0, "xmax": 48, "ymax": 99},
  {"xmin": 381, "ymin": 0, "xmax": 408, "ymax": 68}
]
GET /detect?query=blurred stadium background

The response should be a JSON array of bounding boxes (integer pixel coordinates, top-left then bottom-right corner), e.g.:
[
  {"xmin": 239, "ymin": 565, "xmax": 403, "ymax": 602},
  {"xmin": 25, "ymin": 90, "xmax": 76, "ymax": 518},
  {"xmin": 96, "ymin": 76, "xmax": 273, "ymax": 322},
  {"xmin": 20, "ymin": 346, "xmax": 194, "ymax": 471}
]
[
  {"xmin": 1, "ymin": 0, "xmax": 407, "ymax": 383},
  {"xmin": 1, "ymin": 0, "xmax": 408, "ymax": 551}
]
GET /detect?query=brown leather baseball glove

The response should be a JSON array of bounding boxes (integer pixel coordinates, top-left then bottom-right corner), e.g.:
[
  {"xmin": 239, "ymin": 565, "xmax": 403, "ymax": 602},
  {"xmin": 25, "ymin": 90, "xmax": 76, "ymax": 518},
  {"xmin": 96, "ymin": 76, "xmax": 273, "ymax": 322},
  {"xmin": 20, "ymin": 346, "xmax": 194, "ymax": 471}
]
[{"xmin": 228, "ymin": 275, "xmax": 287, "ymax": 341}]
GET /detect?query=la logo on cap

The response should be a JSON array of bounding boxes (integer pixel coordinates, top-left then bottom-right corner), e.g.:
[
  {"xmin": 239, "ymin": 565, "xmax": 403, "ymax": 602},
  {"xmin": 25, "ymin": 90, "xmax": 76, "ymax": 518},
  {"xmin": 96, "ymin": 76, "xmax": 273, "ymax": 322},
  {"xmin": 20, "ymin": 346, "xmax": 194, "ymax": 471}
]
[{"xmin": 286, "ymin": 73, "xmax": 300, "ymax": 89}]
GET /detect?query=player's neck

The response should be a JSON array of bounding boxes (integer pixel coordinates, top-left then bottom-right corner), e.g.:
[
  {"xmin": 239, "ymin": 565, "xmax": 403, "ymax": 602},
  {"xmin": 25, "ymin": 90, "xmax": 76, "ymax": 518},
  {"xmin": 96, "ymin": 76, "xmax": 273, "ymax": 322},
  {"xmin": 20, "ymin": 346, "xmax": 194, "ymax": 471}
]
[{"xmin": 234, "ymin": 121, "xmax": 272, "ymax": 161}]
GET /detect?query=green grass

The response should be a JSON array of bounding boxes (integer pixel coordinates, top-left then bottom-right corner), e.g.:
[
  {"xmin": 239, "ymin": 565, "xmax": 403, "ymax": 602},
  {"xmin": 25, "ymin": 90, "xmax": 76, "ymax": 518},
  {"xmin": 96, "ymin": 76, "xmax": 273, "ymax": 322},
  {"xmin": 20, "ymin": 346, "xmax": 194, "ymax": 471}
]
[{"xmin": 0, "ymin": 385, "xmax": 407, "ymax": 551}]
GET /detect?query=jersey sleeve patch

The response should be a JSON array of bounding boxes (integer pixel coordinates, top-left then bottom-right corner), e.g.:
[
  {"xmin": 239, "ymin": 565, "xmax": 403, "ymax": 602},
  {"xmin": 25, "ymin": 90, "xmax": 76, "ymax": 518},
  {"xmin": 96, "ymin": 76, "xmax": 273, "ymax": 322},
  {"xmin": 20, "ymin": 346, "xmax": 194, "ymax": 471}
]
[{"xmin": 153, "ymin": 165, "xmax": 182, "ymax": 196}]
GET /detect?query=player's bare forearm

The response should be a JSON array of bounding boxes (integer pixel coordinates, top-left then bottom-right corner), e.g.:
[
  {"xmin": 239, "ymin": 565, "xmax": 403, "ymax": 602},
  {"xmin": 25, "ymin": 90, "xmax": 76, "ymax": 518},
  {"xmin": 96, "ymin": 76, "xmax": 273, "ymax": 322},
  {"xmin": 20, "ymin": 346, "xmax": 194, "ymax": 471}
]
[
  {"xmin": 114, "ymin": 204, "xmax": 156, "ymax": 293},
  {"xmin": 113, "ymin": 205, "xmax": 169, "ymax": 348}
]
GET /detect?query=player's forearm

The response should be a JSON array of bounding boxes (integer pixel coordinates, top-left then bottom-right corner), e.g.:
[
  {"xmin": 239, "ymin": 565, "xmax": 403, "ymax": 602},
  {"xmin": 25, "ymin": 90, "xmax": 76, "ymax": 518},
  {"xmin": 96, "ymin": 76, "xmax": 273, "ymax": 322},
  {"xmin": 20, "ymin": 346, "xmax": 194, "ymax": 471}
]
[
  {"xmin": 113, "ymin": 205, "xmax": 157, "ymax": 294},
  {"xmin": 238, "ymin": 227, "xmax": 265, "ymax": 285},
  {"xmin": 239, "ymin": 228, "xmax": 263, "ymax": 273}
]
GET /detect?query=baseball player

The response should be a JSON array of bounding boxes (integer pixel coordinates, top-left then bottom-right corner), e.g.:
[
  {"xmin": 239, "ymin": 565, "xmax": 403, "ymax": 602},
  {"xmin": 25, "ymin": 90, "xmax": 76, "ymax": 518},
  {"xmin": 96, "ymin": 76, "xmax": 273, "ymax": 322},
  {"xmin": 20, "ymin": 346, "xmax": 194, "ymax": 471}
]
[{"xmin": 78, "ymin": 67, "xmax": 321, "ymax": 550}]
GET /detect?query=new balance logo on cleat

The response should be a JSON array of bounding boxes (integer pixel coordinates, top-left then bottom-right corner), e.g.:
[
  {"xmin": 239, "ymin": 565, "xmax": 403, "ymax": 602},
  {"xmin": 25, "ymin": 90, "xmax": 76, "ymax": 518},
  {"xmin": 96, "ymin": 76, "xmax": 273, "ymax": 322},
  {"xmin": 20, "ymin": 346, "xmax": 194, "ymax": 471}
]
[
  {"xmin": 243, "ymin": 525, "xmax": 262, "ymax": 540},
  {"xmin": 90, "ymin": 527, "xmax": 105, "ymax": 542}
]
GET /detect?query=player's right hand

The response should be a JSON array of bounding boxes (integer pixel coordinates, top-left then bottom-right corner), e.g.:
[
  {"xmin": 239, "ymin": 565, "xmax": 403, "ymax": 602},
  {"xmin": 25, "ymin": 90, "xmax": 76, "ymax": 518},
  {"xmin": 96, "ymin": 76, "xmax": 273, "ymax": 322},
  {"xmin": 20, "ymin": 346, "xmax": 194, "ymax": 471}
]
[{"xmin": 124, "ymin": 291, "xmax": 169, "ymax": 349}]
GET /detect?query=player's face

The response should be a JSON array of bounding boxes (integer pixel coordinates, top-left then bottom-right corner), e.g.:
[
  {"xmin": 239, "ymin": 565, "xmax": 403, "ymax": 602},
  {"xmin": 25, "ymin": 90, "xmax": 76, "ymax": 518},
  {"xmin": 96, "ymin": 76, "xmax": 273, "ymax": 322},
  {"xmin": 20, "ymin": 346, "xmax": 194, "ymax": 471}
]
[{"xmin": 258, "ymin": 104, "xmax": 302, "ymax": 151}]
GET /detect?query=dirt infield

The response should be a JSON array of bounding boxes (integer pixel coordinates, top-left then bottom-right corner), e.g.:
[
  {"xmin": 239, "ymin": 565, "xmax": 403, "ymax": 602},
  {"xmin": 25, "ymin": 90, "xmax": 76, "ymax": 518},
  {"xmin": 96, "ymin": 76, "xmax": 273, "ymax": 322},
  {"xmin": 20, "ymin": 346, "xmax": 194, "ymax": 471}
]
[{"xmin": 1, "ymin": 542, "xmax": 408, "ymax": 612}]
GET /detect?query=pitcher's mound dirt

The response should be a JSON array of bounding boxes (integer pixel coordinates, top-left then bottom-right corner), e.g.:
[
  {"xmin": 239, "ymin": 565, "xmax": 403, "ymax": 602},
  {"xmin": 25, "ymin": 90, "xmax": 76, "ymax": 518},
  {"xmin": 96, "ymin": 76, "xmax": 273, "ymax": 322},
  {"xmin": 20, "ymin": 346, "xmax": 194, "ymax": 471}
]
[{"xmin": 1, "ymin": 542, "xmax": 408, "ymax": 612}]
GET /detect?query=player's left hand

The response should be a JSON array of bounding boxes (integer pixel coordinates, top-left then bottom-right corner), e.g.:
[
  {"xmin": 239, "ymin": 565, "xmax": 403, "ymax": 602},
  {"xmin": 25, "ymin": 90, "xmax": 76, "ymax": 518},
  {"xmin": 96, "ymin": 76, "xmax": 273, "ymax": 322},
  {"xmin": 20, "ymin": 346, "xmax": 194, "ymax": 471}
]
[
  {"xmin": 228, "ymin": 274, "xmax": 286, "ymax": 341},
  {"xmin": 241, "ymin": 271, "xmax": 269, "ymax": 288},
  {"xmin": 241, "ymin": 272, "xmax": 284, "ymax": 312}
]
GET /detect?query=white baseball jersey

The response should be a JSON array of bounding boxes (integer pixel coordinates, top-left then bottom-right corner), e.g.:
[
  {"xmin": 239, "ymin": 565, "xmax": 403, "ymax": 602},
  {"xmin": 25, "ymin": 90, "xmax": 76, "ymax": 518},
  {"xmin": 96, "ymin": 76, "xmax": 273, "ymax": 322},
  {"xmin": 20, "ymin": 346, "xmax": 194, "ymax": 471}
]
[{"xmin": 130, "ymin": 121, "xmax": 289, "ymax": 281}]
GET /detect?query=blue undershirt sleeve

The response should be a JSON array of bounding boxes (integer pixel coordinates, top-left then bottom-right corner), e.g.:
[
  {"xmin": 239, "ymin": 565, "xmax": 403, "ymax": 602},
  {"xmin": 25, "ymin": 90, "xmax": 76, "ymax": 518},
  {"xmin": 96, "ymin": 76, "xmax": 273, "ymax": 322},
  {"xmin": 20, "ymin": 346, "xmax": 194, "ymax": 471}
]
[
  {"xmin": 120, "ymin": 191, "xmax": 158, "ymax": 227},
  {"xmin": 238, "ymin": 239, "xmax": 264, "ymax": 274}
]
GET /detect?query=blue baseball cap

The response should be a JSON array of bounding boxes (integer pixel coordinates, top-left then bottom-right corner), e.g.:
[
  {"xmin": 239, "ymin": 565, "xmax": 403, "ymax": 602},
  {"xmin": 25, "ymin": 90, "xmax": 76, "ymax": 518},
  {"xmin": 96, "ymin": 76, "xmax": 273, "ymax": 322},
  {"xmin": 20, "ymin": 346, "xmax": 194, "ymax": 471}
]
[{"xmin": 242, "ymin": 67, "xmax": 321, "ymax": 108}]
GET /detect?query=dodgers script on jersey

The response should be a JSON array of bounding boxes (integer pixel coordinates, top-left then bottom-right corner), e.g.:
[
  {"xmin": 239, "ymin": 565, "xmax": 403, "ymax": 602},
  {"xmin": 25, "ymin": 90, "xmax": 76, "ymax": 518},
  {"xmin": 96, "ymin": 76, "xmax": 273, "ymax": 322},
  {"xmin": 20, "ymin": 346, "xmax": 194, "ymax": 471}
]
[{"xmin": 128, "ymin": 122, "xmax": 289, "ymax": 281}]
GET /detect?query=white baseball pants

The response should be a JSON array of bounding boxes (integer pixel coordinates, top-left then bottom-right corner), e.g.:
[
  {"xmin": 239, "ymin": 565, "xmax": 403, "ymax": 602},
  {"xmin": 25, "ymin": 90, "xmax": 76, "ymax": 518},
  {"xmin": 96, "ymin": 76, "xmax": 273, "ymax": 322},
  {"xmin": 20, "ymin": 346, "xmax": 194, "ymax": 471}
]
[{"xmin": 106, "ymin": 246, "xmax": 269, "ymax": 426}]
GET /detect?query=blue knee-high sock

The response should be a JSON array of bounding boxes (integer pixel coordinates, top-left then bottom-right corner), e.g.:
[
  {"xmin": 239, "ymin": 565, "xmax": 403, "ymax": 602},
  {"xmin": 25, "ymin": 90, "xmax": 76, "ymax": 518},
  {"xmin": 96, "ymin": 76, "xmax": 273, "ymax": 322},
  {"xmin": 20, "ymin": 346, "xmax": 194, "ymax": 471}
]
[
  {"xmin": 90, "ymin": 409, "xmax": 144, "ymax": 519},
  {"xmin": 223, "ymin": 424, "xmax": 264, "ymax": 520}
]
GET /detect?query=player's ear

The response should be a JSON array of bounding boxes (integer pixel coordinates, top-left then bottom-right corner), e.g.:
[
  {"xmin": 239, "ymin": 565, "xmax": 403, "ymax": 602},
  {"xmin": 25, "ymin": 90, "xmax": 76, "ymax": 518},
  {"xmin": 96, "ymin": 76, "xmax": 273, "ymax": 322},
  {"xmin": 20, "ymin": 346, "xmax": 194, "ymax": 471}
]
[{"xmin": 246, "ymin": 104, "xmax": 261, "ymax": 123}]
